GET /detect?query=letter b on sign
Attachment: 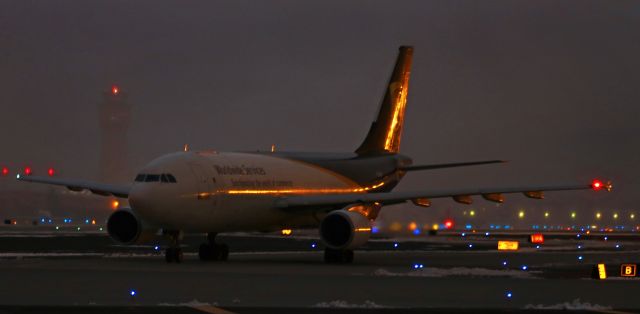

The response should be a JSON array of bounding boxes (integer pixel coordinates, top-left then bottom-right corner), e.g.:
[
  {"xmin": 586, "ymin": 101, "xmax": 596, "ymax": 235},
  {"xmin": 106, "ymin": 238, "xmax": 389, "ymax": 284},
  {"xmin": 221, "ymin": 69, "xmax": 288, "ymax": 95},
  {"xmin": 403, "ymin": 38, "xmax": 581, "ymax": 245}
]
[{"xmin": 620, "ymin": 264, "xmax": 637, "ymax": 277}]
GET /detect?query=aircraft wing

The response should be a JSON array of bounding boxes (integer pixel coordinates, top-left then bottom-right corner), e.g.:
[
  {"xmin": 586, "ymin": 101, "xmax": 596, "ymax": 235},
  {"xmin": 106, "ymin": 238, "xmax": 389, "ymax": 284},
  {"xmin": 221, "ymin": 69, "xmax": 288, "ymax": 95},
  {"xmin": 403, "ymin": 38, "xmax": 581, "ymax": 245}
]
[
  {"xmin": 276, "ymin": 181, "xmax": 611, "ymax": 209},
  {"xmin": 17, "ymin": 175, "xmax": 130, "ymax": 198}
]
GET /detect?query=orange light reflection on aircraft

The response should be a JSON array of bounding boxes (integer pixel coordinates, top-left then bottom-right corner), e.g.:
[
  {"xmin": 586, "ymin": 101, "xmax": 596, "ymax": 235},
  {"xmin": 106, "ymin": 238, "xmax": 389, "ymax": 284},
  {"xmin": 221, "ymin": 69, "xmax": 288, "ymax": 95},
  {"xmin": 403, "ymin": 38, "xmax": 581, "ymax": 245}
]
[{"xmin": 224, "ymin": 182, "xmax": 385, "ymax": 195}]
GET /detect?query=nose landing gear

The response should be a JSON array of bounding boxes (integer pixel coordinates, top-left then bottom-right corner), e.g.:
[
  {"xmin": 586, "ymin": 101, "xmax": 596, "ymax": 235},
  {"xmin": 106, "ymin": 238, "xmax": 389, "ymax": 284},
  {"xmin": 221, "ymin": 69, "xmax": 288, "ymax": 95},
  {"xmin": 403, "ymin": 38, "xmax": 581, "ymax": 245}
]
[
  {"xmin": 164, "ymin": 230, "xmax": 184, "ymax": 263},
  {"xmin": 199, "ymin": 232, "xmax": 229, "ymax": 261}
]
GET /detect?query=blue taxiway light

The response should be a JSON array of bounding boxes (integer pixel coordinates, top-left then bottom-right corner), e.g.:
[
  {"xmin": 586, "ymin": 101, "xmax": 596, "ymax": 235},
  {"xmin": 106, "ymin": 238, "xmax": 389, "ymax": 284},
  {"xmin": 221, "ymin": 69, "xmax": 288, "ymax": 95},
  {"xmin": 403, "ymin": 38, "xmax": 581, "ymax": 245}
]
[
  {"xmin": 393, "ymin": 243, "xmax": 399, "ymax": 248},
  {"xmin": 521, "ymin": 265, "xmax": 528, "ymax": 271},
  {"xmin": 506, "ymin": 292, "xmax": 513, "ymax": 298},
  {"xmin": 615, "ymin": 244, "xmax": 621, "ymax": 249},
  {"xmin": 371, "ymin": 226, "xmax": 379, "ymax": 234},
  {"xmin": 468, "ymin": 244, "xmax": 474, "ymax": 248},
  {"xmin": 413, "ymin": 264, "xmax": 424, "ymax": 269},
  {"xmin": 129, "ymin": 290, "xmax": 136, "ymax": 296},
  {"xmin": 311, "ymin": 243, "xmax": 317, "ymax": 248},
  {"xmin": 461, "ymin": 233, "xmax": 466, "ymax": 237},
  {"xmin": 535, "ymin": 245, "xmax": 540, "ymax": 249},
  {"xmin": 577, "ymin": 245, "xmax": 582, "ymax": 249},
  {"xmin": 604, "ymin": 237, "xmax": 608, "ymax": 241},
  {"xmin": 502, "ymin": 261, "xmax": 508, "ymax": 266},
  {"xmin": 485, "ymin": 232, "xmax": 490, "ymax": 236},
  {"xmin": 413, "ymin": 229, "xmax": 421, "ymax": 235},
  {"xmin": 154, "ymin": 246, "xmax": 160, "ymax": 251},
  {"xmin": 578, "ymin": 256, "xmax": 583, "ymax": 260}
]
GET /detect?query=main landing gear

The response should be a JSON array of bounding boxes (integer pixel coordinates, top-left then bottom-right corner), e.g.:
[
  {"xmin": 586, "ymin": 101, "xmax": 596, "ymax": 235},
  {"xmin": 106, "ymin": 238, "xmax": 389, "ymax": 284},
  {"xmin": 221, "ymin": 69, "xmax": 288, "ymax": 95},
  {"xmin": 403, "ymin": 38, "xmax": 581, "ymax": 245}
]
[
  {"xmin": 199, "ymin": 232, "xmax": 229, "ymax": 262},
  {"xmin": 164, "ymin": 230, "xmax": 184, "ymax": 263},
  {"xmin": 324, "ymin": 248, "xmax": 354, "ymax": 264}
]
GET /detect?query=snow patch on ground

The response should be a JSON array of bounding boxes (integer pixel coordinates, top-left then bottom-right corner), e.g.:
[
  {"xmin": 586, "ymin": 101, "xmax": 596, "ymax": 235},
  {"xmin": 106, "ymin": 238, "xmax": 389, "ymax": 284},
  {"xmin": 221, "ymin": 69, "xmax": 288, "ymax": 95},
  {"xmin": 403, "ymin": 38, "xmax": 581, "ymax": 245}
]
[
  {"xmin": 313, "ymin": 300, "xmax": 385, "ymax": 308},
  {"xmin": 373, "ymin": 267, "xmax": 539, "ymax": 279},
  {"xmin": 158, "ymin": 299, "xmax": 218, "ymax": 307},
  {"xmin": 524, "ymin": 299, "xmax": 611, "ymax": 310}
]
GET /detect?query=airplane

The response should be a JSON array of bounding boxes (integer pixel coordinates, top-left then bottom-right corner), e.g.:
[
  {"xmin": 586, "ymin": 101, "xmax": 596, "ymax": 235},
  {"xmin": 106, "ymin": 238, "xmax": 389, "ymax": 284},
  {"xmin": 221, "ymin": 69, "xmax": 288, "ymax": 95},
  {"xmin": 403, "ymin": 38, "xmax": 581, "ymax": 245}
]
[{"xmin": 17, "ymin": 46, "xmax": 612, "ymax": 264}]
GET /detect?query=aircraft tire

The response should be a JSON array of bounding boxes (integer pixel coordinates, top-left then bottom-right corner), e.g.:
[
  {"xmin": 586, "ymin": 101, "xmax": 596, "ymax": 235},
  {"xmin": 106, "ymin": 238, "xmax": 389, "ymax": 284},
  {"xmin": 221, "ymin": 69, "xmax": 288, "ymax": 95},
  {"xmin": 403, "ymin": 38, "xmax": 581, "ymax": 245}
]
[{"xmin": 324, "ymin": 248, "xmax": 354, "ymax": 264}]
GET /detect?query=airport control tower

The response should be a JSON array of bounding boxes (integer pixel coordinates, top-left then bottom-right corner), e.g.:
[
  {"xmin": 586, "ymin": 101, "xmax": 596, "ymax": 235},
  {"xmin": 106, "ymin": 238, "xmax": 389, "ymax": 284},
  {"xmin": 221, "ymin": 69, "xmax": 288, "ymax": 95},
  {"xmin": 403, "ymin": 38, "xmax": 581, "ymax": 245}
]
[{"xmin": 99, "ymin": 85, "xmax": 132, "ymax": 183}]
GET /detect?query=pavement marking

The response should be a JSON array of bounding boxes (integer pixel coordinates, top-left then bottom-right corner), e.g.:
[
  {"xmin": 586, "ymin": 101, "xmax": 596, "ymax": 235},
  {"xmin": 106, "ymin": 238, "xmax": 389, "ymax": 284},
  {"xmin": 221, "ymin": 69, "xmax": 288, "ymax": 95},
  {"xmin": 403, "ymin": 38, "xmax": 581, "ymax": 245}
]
[{"xmin": 190, "ymin": 305, "xmax": 237, "ymax": 314}]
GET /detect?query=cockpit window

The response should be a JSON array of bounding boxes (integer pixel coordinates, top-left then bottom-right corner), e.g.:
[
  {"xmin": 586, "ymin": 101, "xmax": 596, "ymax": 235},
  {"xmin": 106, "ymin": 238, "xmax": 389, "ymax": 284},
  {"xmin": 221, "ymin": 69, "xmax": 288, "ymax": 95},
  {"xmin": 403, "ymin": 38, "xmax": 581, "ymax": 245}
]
[
  {"xmin": 135, "ymin": 173, "xmax": 177, "ymax": 183},
  {"xmin": 145, "ymin": 174, "xmax": 160, "ymax": 182}
]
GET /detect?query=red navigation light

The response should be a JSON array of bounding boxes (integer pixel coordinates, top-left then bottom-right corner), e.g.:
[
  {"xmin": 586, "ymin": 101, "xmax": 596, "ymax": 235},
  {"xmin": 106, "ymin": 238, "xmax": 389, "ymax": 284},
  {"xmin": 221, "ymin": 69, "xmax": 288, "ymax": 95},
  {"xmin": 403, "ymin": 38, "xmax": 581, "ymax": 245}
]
[
  {"xmin": 111, "ymin": 85, "xmax": 119, "ymax": 95},
  {"xmin": 47, "ymin": 168, "xmax": 55, "ymax": 177},
  {"xmin": 592, "ymin": 179, "xmax": 603, "ymax": 191},
  {"xmin": 1, "ymin": 167, "xmax": 8, "ymax": 176},
  {"xmin": 444, "ymin": 219, "xmax": 454, "ymax": 230},
  {"xmin": 24, "ymin": 167, "xmax": 32, "ymax": 176}
]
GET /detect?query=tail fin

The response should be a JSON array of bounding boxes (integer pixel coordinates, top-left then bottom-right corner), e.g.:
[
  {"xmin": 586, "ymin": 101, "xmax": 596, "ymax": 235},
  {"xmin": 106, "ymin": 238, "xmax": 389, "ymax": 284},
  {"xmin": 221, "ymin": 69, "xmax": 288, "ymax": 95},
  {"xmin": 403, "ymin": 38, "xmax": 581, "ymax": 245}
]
[{"xmin": 356, "ymin": 46, "xmax": 413, "ymax": 155}]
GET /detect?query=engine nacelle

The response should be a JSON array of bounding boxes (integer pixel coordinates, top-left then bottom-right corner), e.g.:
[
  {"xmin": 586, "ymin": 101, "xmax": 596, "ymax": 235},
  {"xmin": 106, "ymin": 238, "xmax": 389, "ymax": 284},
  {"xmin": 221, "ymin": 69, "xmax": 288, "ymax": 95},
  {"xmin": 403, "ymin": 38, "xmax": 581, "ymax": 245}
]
[
  {"xmin": 320, "ymin": 210, "xmax": 371, "ymax": 250},
  {"xmin": 106, "ymin": 208, "xmax": 158, "ymax": 244}
]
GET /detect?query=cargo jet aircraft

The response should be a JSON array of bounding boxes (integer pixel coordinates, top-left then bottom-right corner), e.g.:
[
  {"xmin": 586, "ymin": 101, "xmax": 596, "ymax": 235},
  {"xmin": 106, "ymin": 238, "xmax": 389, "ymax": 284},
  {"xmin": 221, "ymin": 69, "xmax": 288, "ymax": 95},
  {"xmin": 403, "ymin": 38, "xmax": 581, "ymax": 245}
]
[{"xmin": 18, "ymin": 46, "xmax": 612, "ymax": 263}]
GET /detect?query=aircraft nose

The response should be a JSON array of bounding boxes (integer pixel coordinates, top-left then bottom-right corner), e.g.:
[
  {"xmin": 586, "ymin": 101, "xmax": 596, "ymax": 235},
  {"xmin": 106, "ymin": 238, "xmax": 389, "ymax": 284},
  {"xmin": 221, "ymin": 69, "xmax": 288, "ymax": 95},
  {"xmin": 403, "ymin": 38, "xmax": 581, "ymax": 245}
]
[{"xmin": 129, "ymin": 184, "xmax": 154, "ymax": 215}]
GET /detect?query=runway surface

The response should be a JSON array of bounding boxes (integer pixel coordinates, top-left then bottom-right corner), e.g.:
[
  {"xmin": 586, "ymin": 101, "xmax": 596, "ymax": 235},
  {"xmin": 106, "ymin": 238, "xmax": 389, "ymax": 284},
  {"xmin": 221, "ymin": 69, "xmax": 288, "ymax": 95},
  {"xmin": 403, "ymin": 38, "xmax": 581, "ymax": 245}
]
[{"xmin": 0, "ymin": 229, "xmax": 639, "ymax": 313}]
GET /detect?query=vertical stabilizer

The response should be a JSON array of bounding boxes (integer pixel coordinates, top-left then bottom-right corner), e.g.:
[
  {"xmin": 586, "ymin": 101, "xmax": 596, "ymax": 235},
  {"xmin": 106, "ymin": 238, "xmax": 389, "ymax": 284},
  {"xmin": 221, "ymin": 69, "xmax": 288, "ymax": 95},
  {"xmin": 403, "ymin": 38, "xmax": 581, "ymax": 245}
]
[{"xmin": 356, "ymin": 46, "xmax": 413, "ymax": 155}]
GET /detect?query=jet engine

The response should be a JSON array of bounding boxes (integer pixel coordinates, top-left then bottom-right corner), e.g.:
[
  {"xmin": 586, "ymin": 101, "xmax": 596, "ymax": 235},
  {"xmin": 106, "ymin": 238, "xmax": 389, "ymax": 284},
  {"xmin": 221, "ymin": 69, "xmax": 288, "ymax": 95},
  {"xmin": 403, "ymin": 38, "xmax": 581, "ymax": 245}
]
[
  {"xmin": 106, "ymin": 208, "xmax": 158, "ymax": 244},
  {"xmin": 320, "ymin": 209, "xmax": 371, "ymax": 250}
]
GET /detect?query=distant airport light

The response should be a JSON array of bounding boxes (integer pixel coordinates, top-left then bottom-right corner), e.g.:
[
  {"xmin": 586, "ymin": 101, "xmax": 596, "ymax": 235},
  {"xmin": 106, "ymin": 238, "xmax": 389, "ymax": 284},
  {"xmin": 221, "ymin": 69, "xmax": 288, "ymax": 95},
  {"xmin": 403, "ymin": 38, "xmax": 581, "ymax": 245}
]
[
  {"xmin": 570, "ymin": 212, "xmax": 577, "ymax": 219},
  {"xmin": 521, "ymin": 265, "xmax": 528, "ymax": 271},
  {"xmin": 544, "ymin": 212, "xmax": 550, "ymax": 218},
  {"xmin": 431, "ymin": 223, "xmax": 439, "ymax": 231},
  {"xmin": 47, "ymin": 168, "xmax": 55, "ymax": 176},
  {"xmin": 444, "ymin": 219, "xmax": 453, "ymax": 229},
  {"xmin": 24, "ymin": 167, "xmax": 32, "ymax": 176},
  {"xmin": 613, "ymin": 213, "xmax": 619, "ymax": 219},
  {"xmin": 592, "ymin": 179, "xmax": 603, "ymax": 190},
  {"xmin": 111, "ymin": 200, "xmax": 119, "ymax": 210},
  {"xmin": 311, "ymin": 243, "xmax": 317, "ymax": 248},
  {"xmin": 596, "ymin": 212, "xmax": 601, "ymax": 219},
  {"xmin": 129, "ymin": 289, "xmax": 136, "ymax": 296},
  {"xmin": 518, "ymin": 211, "xmax": 525, "ymax": 219},
  {"xmin": 1, "ymin": 167, "xmax": 8, "ymax": 176},
  {"xmin": 393, "ymin": 243, "xmax": 399, "ymax": 248},
  {"xmin": 408, "ymin": 222, "xmax": 418, "ymax": 231},
  {"xmin": 578, "ymin": 256, "xmax": 584, "ymax": 261},
  {"xmin": 631, "ymin": 214, "xmax": 636, "ymax": 220},
  {"xmin": 469, "ymin": 210, "xmax": 475, "ymax": 217},
  {"xmin": 112, "ymin": 85, "xmax": 120, "ymax": 95},
  {"xmin": 281, "ymin": 229, "xmax": 292, "ymax": 236},
  {"xmin": 506, "ymin": 292, "xmax": 513, "ymax": 299}
]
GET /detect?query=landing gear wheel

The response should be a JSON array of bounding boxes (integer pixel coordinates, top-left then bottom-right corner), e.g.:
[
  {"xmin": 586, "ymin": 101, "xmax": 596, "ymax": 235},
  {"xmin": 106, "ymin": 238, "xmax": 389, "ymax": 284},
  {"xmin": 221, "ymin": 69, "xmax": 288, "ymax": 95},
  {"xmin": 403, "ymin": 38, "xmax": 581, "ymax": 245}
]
[
  {"xmin": 324, "ymin": 248, "xmax": 354, "ymax": 264},
  {"xmin": 217, "ymin": 244, "xmax": 229, "ymax": 261},
  {"xmin": 199, "ymin": 243, "xmax": 230, "ymax": 261},
  {"xmin": 165, "ymin": 248, "xmax": 184, "ymax": 263}
]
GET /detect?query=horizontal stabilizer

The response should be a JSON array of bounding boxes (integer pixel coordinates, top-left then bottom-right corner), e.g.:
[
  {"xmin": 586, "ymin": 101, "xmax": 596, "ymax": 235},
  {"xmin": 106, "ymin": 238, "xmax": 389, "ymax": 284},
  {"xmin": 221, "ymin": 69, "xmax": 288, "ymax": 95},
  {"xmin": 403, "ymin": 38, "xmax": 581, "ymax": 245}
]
[{"xmin": 400, "ymin": 160, "xmax": 506, "ymax": 171}]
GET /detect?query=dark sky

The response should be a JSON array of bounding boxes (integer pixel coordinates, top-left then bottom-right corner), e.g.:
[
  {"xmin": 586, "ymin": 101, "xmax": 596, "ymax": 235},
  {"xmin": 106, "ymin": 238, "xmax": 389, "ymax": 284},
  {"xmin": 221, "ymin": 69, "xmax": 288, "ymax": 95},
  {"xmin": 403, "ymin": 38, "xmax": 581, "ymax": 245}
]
[{"xmin": 1, "ymin": 1, "xmax": 638, "ymax": 225}]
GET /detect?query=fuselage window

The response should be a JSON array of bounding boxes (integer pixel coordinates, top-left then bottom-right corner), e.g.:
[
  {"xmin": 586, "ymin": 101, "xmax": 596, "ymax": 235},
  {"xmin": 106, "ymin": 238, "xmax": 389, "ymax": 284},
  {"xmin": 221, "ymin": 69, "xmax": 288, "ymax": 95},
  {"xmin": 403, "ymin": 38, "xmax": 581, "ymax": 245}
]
[
  {"xmin": 145, "ymin": 174, "xmax": 160, "ymax": 182},
  {"xmin": 135, "ymin": 174, "xmax": 146, "ymax": 182},
  {"xmin": 167, "ymin": 174, "xmax": 177, "ymax": 183}
]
